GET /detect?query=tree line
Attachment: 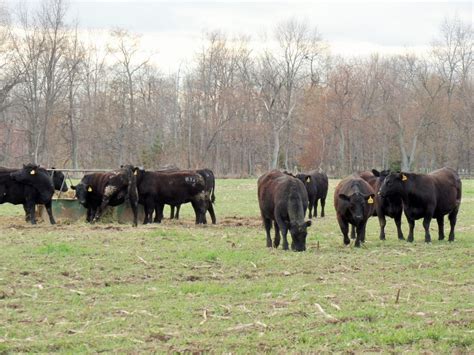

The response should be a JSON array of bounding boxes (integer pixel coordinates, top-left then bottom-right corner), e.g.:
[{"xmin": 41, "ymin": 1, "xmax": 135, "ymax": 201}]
[{"xmin": 0, "ymin": 0, "xmax": 472, "ymax": 177}]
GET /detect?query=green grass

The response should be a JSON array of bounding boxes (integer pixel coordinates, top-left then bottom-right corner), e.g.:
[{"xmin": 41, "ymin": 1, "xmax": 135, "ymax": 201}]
[{"xmin": 0, "ymin": 179, "xmax": 472, "ymax": 353}]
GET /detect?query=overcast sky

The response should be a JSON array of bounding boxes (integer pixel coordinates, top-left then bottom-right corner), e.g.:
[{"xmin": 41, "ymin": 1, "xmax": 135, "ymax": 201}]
[{"xmin": 6, "ymin": 0, "xmax": 473, "ymax": 72}]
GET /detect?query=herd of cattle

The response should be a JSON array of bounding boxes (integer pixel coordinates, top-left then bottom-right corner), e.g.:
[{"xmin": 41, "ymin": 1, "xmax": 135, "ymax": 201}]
[
  {"xmin": 0, "ymin": 164, "xmax": 463, "ymax": 251},
  {"xmin": 258, "ymin": 167, "xmax": 462, "ymax": 251}
]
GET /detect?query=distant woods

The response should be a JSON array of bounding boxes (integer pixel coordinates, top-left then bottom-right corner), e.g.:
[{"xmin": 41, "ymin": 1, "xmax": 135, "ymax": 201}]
[{"xmin": 0, "ymin": 0, "xmax": 472, "ymax": 176}]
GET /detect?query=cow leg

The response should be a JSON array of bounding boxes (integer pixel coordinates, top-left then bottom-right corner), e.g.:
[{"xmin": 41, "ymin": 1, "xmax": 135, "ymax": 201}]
[
  {"xmin": 175, "ymin": 205, "xmax": 181, "ymax": 220},
  {"xmin": 422, "ymin": 217, "xmax": 432, "ymax": 243},
  {"xmin": 207, "ymin": 201, "xmax": 217, "ymax": 224},
  {"xmin": 191, "ymin": 200, "xmax": 206, "ymax": 224},
  {"xmin": 130, "ymin": 200, "xmax": 138, "ymax": 227},
  {"xmin": 154, "ymin": 203, "xmax": 164, "ymax": 223},
  {"xmin": 337, "ymin": 215, "xmax": 350, "ymax": 245},
  {"xmin": 355, "ymin": 223, "xmax": 366, "ymax": 248},
  {"xmin": 320, "ymin": 198, "xmax": 326, "ymax": 217},
  {"xmin": 350, "ymin": 224, "xmax": 356, "ymax": 239},
  {"xmin": 263, "ymin": 218, "xmax": 272, "ymax": 248},
  {"xmin": 308, "ymin": 200, "xmax": 313, "ymax": 219},
  {"xmin": 407, "ymin": 218, "xmax": 415, "ymax": 242},
  {"xmin": 170, "ymin": 205, "xmax": 175, "ymax": 219},
  {"xmin": 437, "ymin": 216, "xmax": 445, "ymax": 241},
  {"xmin": 153, "ymin": 204, "xmax": 163, "ymax": 223},
  {"xmin": 44, "ymin": 201, "xmax": 56, "ymax": 225},
  {"xmin": 23, "ymin": 204, "xmax": 30, "ymax": 222},
  {"xmin": 143, "ymin": 197, "xmax": 154, "ymax": 224},
  {"xmin": 394, "ymin": 213, "xmax": 405, "ymax": 240},
  {"xmin": 378, "ymin": 214, "xmax": 386, "ymax": 240},
  {"xmin": 25, "ymin": 200, "xmax": 36, "ymax": 224},
  {"xmin": 273, "ymin": 221, "xmax": 281, "ymax": 248},
  {"xmin": 275, "ymin": 215, "xmax": 289, "ymax": 250},
  {"xmin": 86, "ymin": 208, "xmax": 93, "ymax": 223},
  {"xmin": 313, "ymin": 199, "xmax": 318, "ymax": 219},
  {"xmin": 448, "ymin": 207, "xmax": 459, "ymax": 242}
]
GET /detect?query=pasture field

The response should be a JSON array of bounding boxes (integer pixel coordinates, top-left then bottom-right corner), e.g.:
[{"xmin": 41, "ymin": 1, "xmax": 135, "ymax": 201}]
[{"xmin": 0, "ymin": 179, "xmax": 473, "ymax": 353}]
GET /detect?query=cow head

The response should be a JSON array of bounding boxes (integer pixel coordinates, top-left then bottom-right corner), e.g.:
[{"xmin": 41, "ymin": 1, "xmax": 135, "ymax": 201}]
[
  {"xmin": 70, "ymin": 183, "xmax": 90, "ymax": 206},
  {"xmin": 379, "ymin": 172, "xmax": 407, "ymax": 198},
  {"xmin": 295, "ymin": 173, "xmax": 312, "ymax": 184},
  {"xmin": 289, "ymin": 220, "xmax": 312, "ymax": 252},
  {"xmin": 50, "ymin": 168, "xmax": 68, "ymax": 192},
  {"xmin": 10, "ymin": 164, "xmax": 54, "ymax": 201},
  {"xmin": 338, "ymin": 192, "xmax": 375, "ymax": 224}
]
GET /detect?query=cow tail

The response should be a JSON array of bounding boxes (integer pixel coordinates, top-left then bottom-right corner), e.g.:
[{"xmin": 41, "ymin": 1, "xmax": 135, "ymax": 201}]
[{"xmin": 211, "ymin": 185, "xmax": 216, "ymax": 204}]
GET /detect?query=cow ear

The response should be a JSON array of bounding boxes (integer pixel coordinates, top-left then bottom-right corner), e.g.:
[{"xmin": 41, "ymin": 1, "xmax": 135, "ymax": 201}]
[
  {"xmin": 372, "ymin": 169, "xmax": 380, "ymax": 177},
  {"xmin": 339, "ymin": 193, "xmax": 350, "ymax": 201},
  {"xmin": 305, "ymin": 220, "xmax": 312, "ymax": 227},
  {"xmin": 305, "ymin": 175, "xmax": 311, "ymax": 183},
  {"xmin": 70, "ymin": 185, "xmax": 76, "ymax": 190}
]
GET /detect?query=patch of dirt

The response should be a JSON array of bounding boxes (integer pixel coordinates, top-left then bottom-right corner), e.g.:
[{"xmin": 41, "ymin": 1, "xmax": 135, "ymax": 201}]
[{"xmin": 220, "ymin": 216, "xmax": 261, "ymax": 227}]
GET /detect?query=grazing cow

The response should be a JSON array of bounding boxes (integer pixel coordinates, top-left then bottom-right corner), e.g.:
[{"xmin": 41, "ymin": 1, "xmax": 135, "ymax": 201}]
[
  {"xmin": 295, "ymin": 172, "xmax": 318, "ymax": 219},
  {"xmin": 379, "ymin": 167, "xmax": 461, "ymax": 243},
  {"xmin": 71, "ymin": 165, "xmax": 139, "ymax": 226},
  {"xmin": 359, "ymin": 169, "xmax": 404, "ymax": 241},
  {"xmin": 0, "ymin": 164, "xmax": 56, "ymax": 224},
  {"xmin": 334, "ymin": 174, "xmax": 375, "ymax": 247},
  {"xmin": 136, "ymin": 169, "xmax": 209, "ymax": 224},
  {"xmin": 258, "ymin": 170, "xmax": 312, "ymax": 252},
  {"xmin": 170, "ymin": 168, "xmax": 216, "ymax": 224}
]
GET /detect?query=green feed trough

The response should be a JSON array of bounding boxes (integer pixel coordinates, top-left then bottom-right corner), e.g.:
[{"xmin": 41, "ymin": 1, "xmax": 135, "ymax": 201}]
[{"xmin": 38, "ymin": 199, "xmax": 145, "ymax": 224}]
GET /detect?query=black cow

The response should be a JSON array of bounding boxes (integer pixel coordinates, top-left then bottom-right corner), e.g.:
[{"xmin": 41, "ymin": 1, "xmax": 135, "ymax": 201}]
[
  {"xmin": 334, "ymin": 174, "xmax": 375, "ymax": 247},
  {"xmin": 379, "ymin": 167, "xmax": 462, "ymax": 243},
  {"xmin": 136, "ymin": 169, "xmax": 209, "ymax": 224},
  {"xmin": 360, "ymin": 169, "xmax": 404, "ymax": 241},
  {"xmin": 71, "ymin": 165, "xmax": 139, "ymax": 226},
  {"xmin": 295, "ymin": 172, "xmax": 318, "ymax": 219},
  {"xmin": 306, "ymin": 171, "xmax": 328, "ymax": 218},
  {"xmin": 170, "ymin": 168, "xmax": 216, "ymax": 224},
  {"xmin": 0, "ymin": 164, "xmax": 56, "ymax": 224},
  {"xmin": 258, "ymin": 170, "xmax": 312, "ymax": 252}
]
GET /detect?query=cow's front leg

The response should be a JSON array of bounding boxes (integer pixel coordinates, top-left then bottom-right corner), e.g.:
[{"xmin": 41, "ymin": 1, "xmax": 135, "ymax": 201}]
[
  {"xmin": 423, "ymin": 216, "xmax": 432, "ymax": 243},
  {"xmin": 25, "ymin": 200, "xmax": 36, "ymax": 225},
  {"xmin": 337, "ymin": 215, "xmax": 350, "ymax": 245}
]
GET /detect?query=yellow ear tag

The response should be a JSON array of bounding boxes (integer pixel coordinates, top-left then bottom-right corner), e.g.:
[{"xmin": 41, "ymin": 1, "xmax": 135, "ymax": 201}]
[
  {"xmin": 87, "ymin": 187, "xmax": 93, "ymax": 192},
  {"xmin": 133, "ymin": 170, "xmax": 138, "ymax": 176},
  {"xmin": 30, "ymin": 170, "xmax": 36, "ymax": 175},
  {"xmin": 368, "ymin": 196, "xmax": 374, "ymax": 204},
  {"xmin": 402, "ymin": 174, "xmax": 408, "ymax": 181}
]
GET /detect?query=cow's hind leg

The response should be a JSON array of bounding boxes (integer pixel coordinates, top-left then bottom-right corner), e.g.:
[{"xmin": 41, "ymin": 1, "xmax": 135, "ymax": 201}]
[
  {"xmin": 423, "ymin": 216, "xmax": 432, "ymax": 243},
  {"xmin": 45, "ymin": 201, "xmax": 56, "ymax": 225},
  {"xmin": 273, "ymin": 221, "xmax": 280, "ymax": 248},
  {"xmin": 378, "ymin": 214, "xmax": 386, "ymax": 240},
  {"xmin": 207, "ymin": 202, "xmax": 217, "ymax": 224},
  {"xmin": 320, "ymin": 198, "xmax": 326, "ymax": 217},
  {"xmin": 448, "ymin": 207, "xmax": 459, "ymax": 242},
  {"xmin": 437, "ymin": 216, "xmax": 445, "ymax": 241},
  {"xmin": 264, "ymin": 218, "xmax": 272, "ymax": 248},
  {"xmin": 170, "ymin": 205, "xmax": 175, "ymax": 219},
  {"xmin": 308, "ymin": 199, "xmax": 313, "ymax": 219},
  {"xmin": 175, "ymin": 205, "xmax": 181, "ymax": 220}
]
